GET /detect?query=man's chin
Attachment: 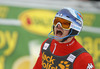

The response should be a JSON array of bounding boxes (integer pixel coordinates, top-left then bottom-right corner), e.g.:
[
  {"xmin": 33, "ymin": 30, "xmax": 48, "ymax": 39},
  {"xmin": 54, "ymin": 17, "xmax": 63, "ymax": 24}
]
[{"xmin": 55, "ymin": 38, "xmax": 63, "ymax": 42}]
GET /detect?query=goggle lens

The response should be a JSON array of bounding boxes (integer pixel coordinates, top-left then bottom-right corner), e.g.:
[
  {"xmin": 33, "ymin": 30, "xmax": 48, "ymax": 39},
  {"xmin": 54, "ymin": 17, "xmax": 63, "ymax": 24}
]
[{"xmin": 53, "ymin": 17, "xmax": 71, "ymax": 29}]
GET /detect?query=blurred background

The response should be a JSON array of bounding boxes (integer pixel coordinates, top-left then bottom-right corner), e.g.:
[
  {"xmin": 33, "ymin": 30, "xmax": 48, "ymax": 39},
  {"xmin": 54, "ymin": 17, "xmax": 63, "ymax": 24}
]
[{"xmin": 0, "ymin": 0, "xmax": 100, "ymax": 69}]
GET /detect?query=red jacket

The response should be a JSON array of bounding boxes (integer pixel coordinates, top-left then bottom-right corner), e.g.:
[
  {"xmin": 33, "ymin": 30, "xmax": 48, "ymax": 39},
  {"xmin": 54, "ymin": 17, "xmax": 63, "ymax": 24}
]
[{"xmin": 33, "ymin": 38, "xmax": 95, "ymax": 69}]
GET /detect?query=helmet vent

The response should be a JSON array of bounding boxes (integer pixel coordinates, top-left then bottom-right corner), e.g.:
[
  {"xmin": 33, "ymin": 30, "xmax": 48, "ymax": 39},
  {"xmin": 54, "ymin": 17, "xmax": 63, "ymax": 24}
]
[{"xmin": 66, "ymin": 16, "xmax": 70, "ymax": 18}]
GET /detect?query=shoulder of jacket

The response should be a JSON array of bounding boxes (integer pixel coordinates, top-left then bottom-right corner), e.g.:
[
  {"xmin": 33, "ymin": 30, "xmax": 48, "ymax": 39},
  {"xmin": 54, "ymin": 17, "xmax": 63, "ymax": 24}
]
[
  {"xmin": 76, "ymin": 52, "xmax": 93, "ymax": 63},
  {"xmin": 74, "ymin": 52, "xmax": 95, "ymax": 69}
]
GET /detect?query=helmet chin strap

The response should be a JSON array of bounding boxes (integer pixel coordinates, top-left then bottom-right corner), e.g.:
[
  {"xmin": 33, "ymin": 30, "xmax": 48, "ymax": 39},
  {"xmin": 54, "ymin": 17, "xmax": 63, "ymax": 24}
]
[
  {"xmin": 48, "ymin": 26, "xmax": 78, "ymax": 42},
  {"xmin": 48, "ymin": 28, "xmax": 73, "ymax": 40},
  {"xmin": 60, "ymin": 36, "xmax": 71, "ymax": 42}
]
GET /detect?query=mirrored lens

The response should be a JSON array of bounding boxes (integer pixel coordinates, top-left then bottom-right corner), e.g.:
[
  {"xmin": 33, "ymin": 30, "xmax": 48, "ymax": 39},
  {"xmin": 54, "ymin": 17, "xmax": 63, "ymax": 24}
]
[{"xmin": 53, "ymin": 17, "xmax": 71, "ymax": 29}]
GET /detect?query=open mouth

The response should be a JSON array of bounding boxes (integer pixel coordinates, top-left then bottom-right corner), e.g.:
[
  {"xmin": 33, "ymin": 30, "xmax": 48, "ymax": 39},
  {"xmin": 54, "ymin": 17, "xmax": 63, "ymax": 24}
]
[{"xmin": 56, "ymin": 30, "xmax": 63, "ymax": 37}]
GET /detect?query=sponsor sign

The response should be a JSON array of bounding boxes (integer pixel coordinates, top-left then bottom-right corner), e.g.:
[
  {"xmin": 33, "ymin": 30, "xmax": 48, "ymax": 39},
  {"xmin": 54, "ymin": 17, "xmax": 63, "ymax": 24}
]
[{"xmin": 19, "ymin": 10, "xmax": 55, "ymax": 36}]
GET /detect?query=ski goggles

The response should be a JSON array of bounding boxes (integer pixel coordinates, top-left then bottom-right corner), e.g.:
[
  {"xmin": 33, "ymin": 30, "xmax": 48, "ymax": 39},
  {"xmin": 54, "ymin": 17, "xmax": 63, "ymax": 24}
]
[{"xmin": 53, "ymin": 17, "xmax": 72, "ymax": 30}]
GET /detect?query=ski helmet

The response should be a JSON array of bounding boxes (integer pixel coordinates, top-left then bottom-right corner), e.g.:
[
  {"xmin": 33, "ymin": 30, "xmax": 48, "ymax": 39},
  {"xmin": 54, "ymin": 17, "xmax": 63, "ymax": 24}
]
[{"xmin": 48, "ymin": 7, "xmax": 83, "ymax": 42}]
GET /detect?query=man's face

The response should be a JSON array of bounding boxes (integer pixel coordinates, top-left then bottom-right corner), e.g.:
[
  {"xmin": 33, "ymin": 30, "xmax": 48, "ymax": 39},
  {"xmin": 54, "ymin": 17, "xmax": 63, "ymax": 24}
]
[{"xmin": 54, "ymin": 24, "xmax": 70, "ymax": 41}]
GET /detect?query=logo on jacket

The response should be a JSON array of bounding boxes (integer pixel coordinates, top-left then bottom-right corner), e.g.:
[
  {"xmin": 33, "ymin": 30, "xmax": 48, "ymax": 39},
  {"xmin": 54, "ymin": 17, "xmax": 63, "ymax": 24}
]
[
  {"xmin": 43, "ymin": 43, "xmax": 50, "ymax": 50},
  {"xmin": 58, "ymin": 61, "xmax": 70, "ymax": 69},
  {"xmin": 42, "ymin": 52, "xmax": 70, "ymax": 69},
  {"xmin": 87, "ymin": 63, "xmax": 93, "ymax": 69},
  {"xmin": 67, "ymin": 54, "xmax": 76, "ymax": 63}
]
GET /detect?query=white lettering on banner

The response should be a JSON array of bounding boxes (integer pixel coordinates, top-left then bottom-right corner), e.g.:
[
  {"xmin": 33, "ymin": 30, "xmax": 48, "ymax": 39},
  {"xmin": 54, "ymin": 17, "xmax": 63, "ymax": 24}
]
[
  {"xmin": 87, "ymin": 63, "xmax": 93, "ymax": 69},
  {"xmin": 43, "ymin": 43, "xmax": 49, "ymax": 50}
]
